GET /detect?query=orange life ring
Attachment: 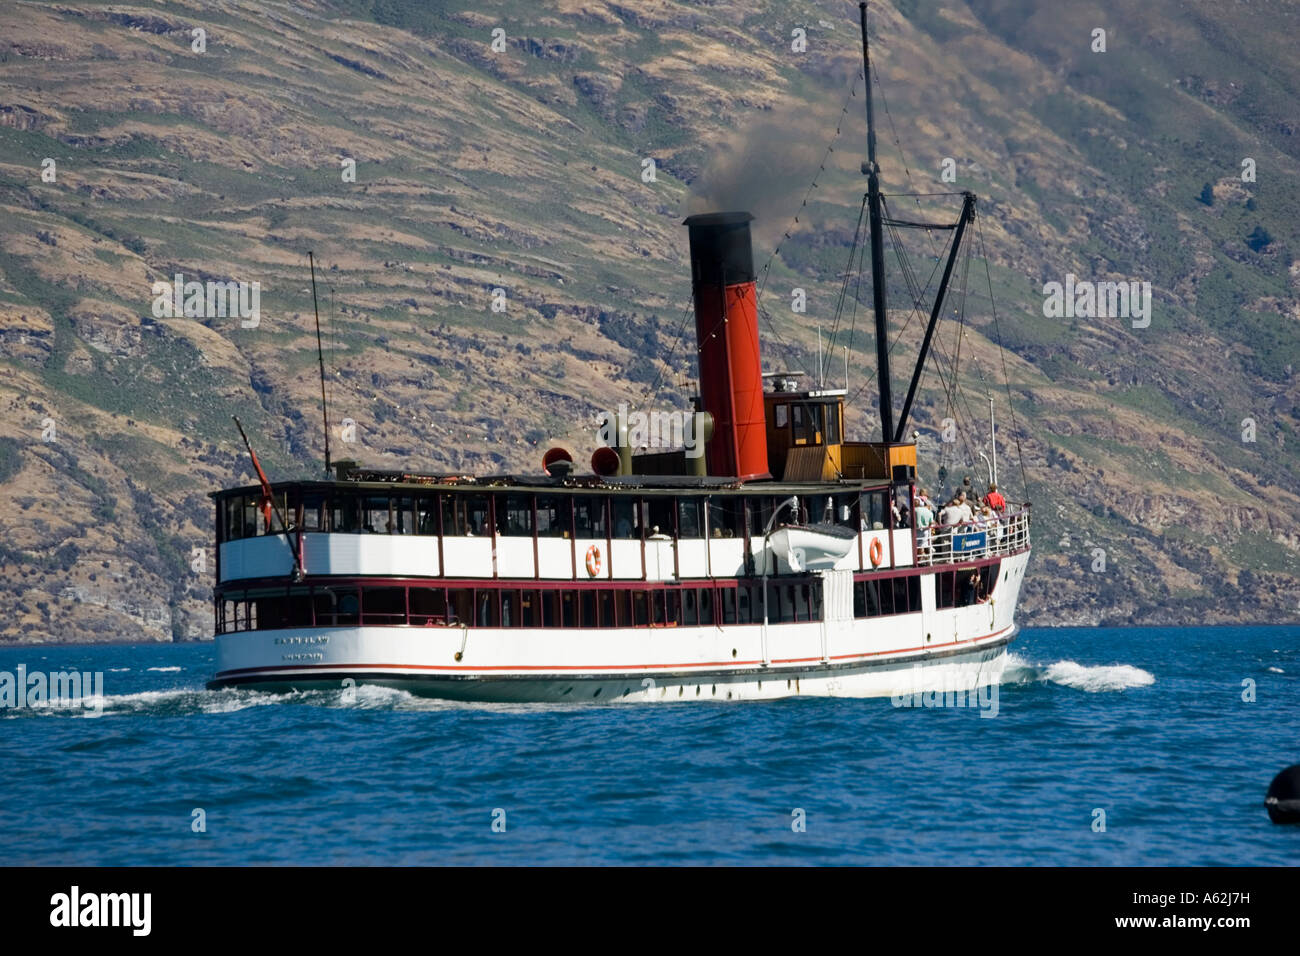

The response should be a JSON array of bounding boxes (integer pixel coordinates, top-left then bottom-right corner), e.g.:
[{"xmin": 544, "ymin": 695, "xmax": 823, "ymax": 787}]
[
  {"xmin": 869, "ymin": 537, "xmax": 884, "ymax": 567},
  {"xmin": 585, "ymin": 544, "xmax": 602, "ymax": 577}
]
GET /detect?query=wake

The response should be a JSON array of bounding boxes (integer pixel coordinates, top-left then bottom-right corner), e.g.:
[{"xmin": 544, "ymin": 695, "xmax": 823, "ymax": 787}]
[{"xmin": 1003, "ymin": 653, "xmax": 1154, "ymax": 692}]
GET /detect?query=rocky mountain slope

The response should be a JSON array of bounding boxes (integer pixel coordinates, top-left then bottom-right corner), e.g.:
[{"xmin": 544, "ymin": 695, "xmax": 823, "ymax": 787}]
[{"xmin": 1, "ymin": 0, "xmax": 1298, "ymax": 641}]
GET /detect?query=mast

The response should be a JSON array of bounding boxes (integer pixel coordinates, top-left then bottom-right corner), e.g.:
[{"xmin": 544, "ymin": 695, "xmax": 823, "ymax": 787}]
[
  {"xmin": 308, "ymin": 251, "xmax": 332, "ymax": 477},
  {"xmin": 859, "ymin": 1, "xmax": 893, "ymax": 444}
]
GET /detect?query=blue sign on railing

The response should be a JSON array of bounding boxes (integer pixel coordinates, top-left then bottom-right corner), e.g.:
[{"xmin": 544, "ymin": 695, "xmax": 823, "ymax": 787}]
[{"xmin": 952, "ymin": 531, "xmax": 987, "ymax": 553}]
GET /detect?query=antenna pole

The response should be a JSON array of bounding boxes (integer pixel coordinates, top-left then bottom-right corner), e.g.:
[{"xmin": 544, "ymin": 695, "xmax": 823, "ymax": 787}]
[
  {"xmin": 817, "ymin": 326, "xmax": 824, "ymax": 387},
  {"xmin": 990, "ymin": 394, "xmax": 998, "ymax": 486},
  {"xmin": 308, "ymin": 251, "xmax": 332, "ymax": 478},
  {"xmin": 860, "ymin": 1, "xmax": 893, "ymax": 444}
]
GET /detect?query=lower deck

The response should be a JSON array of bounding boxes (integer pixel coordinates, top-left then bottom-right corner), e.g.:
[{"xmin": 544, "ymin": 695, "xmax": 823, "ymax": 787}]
[{"xmin": 209, "ymin": 551, "xmax": 1030, "ymax": 701}]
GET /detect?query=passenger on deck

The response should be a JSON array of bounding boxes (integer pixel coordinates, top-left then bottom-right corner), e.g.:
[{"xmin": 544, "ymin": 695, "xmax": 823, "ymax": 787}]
[
  {"xmin": 915, "ymin": 498, "xmax": 934, "ymax": 554},
  {"xmin": 939, "ymin": 499, "xmax": 963, "ymax": 527},
  {"xmin": 985, "ymin": 483, "xmax": 1006, "ymax": 514}
]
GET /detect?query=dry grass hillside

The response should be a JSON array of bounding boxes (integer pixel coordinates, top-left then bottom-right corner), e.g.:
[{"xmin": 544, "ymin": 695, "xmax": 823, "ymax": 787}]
[{"xmin": 0, "ymin": 0, "xmax": 1298, "ymax": 640}]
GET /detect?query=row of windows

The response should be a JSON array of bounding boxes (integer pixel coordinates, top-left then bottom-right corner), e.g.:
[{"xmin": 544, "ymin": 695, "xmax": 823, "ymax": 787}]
[
  {"xmin": 935, "ymin": 563, "xmax": 999, "ymax": 608},
  {"xmin": 215, "ymin": 570, "xmax": 938, "ymax": 634},
  {"xmin": 218, "ymin": 489, "xmax": 893, "ymax": 544},
  {"xmin": 772, "ymin": 400, "xmax": 843, "ymax": 446}
]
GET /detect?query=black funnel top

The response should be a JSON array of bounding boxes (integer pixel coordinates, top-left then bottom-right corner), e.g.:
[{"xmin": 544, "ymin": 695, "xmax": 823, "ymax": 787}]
[{"xmin": 684, "ymin": 211, "xmax": 755, "ymax": 286}]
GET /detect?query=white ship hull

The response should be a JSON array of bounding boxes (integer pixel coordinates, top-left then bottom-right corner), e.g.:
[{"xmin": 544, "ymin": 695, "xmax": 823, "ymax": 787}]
[{"xmin": 210, "ymin": 551, "xmax": 1028, "ymax": 703}]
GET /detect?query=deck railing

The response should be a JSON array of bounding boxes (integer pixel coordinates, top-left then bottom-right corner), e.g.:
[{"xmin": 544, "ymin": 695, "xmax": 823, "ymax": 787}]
[{"xmin": 915, "ymin": 506, "xmax": 1031, "ymax": 566}]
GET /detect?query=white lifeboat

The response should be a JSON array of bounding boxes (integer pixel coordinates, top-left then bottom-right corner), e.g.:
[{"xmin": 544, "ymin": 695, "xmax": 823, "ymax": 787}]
[{"xmin": 768, "ymin": 523, "xmax": 856, "ymax": 572}]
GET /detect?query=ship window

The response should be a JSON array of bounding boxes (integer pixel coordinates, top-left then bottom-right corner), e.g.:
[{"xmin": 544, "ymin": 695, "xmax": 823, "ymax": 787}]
[
  {"xmin": 857, "ymin": 579, "xmax": 882, "ymax": 618},
  {"xmin": 708, "ymin": 496, "xmax": 744, "ymax": 538},
  {"xmin": 476, "ymin": 590, "xmax": 499, "ymax": 627},
  {"xmin": 677, "ymin": 497, "xmax": 703, "ymax": 538},
  {"xmin": 982, "ymin": 562, "xmax": 999, "ymax": 598},
  {"xmin": 580, "ymin": 590, "xmax": 597, "ymax": 628},
  {"xmin": 315, "ymin": 588, "xmax": 360, "ymax": 626},
  {"xmin": 500, "ymin": 590, "xmax": 518, "ymax": 627},
  {"xmin": 243, "ymin": 497, "xmax": 261, "ymax": 538},
  {"xmin": 766, "ymin": 583, "xmax": 795, "ymax": 623},
  {"xmin": 598, "ymin": 589, "xmax": 614, "ymax": 628},
  {"xmin": 363, "ymin": 587, "xmax": 406, "ymax": 625},
  {"xmin": 416, "ymin": 495, "xmax": 439, "ymax": 535},
  {"xmin": 721, "ymin": 587, "xmax": 737, "ymax": 624},
  {"xmin": 301, "ymin": 494, "xmax": 326, "ymax": 532},
  {"xmin": 794, "ymin": 584, "xmax": 810, "ymax": 621},
  {"xmin": 442, "ymin": 496, "xmax": 461, "ymax": 536},
  {"xmin": 221, "ymin": 497, "xmax": 237, "ymax": 541},
  {"xmin": 444, "ymin": 494, "xmax": 489, "ymax": 536},
  {"xmin": 612, "ymin": 497, "xmax": 641, "ymax": 539},
  {"xmin": 699, "ymin": 588, "xmax": 714, "ymax": 625},
  {"xmin": 632, "ymin": 590, "xmax": 648, "ymax": 627},
  {"xmin": 390, "ymin": 497, "xmax": 414, "ymax": 535},
  {"xmin": 361, "ymin": 496, "xmax": 391, "ymax": 533},
  {"xmin": 824, "ymin": 403, "xmax": 842, "ymax": 444},
  {"xmin": 254, "ymin": 594, "xmax": 285, "ymax": 628},
  {"xmin": 536, "ymin": 495, "xmax": 570, "ymax": 538},
  {"xmin": 646, "ymin": 497, "xmax": 674, "ymax": 537},
  {"xmin": 651, "ymin": 590, "xmax": 666, "ymax": 626},
  {"xmin": 936, "ymin": 569, "xmax": 988, "ymax": 609},
  {"xmin": 775, "ymin": 404, "xmax": 788, "ymax": 428},
  {"xmin": 665, "ymin": 589, "xmax": 680, "ymax": 626},
  {"xmin": 682, "ymin": 588, "xmax": 697, "ymax": 626},
  {"xmin": 560, "ymin": 591, "xmax": 576, "ymax": 627},
  {"xmin": 833, "ymin": 492, "xmax": 857, "ymax": 529},
  {"xmin": 860, "ymin": 491, "xmax": 888, "ymax": 530},
  {"xmin": 878, "ymin": 578, "xmax": 895, "ymax": 615},
  {"xmin": 892, "ymin": 577, "xmax": 909, "ymax": 613},
  {"xmin": 574, "ymin": 496, "xmax": 607, "ymax": 538},
  {"xmin": 410, "ymin": 587, "xmax": 447, "ymax": 625},
  {"xmin": 332, "ymin": 495, "xmax": 360, "ymax": 534},
  {"xmin": 501, "ymin": 494, "xmax": 533, "ymax": 536},
  {"xmin": 791, "ymin": 403, "xmax": 824, "ymax": 446},
  {"xmin": 517, "ymin": 590, "xmax": 538, "ymax": 628},
  {"xmin": 447, "ymin": 588, "xmax": 472, "ymax": 625}
]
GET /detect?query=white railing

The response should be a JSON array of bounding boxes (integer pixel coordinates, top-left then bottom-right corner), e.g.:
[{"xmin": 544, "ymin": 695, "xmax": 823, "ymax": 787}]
[{"xmin": 915, "ymin": 507, "xmax": 1031, "ymax": 566}]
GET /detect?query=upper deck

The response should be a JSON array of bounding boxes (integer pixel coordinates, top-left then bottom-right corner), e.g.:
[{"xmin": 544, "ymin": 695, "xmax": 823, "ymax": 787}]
[{"xmin": 211, "ymin": 472, "xmax": 1029, "ymax": 587}]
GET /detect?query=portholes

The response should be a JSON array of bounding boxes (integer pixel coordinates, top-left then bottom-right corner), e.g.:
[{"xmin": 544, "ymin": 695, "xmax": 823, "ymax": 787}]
[
  {"xmin": 926, "ymin": 632, "xmax": 932, "ymax": 643},
  {"xmin": 622, "ymin": 688, "xmax": 630, "ymax": 697},
  {"xmin": 731, "ymin": 648, "xmax": 737, "ymax": 658},
  {"xmin": 727, "ymin": 690, "xmax": 733, "ymax": 700},
  {"xmin": 695, "ymin": 685, "xmax": 701, "ymax": 696},
  {"xmin": 678, "ymin": 686, "xmax": 684, "ymax": 697},
  {"xmin": 711, "ymin": 684, "xmax": 717, "ymax": 696},
  {"xmin": 593, "ymin": 687, "xmax": 602, "ymax": 698},
  {"xmin": 562, "ymin": 687, "xmax": 573, "ymax": 696}
]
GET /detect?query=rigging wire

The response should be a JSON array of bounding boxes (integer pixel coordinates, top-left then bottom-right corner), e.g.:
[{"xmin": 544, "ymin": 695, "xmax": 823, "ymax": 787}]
[{"xmin": 976, "ymin": 213, "xmax": 1033, "ymax": 504}]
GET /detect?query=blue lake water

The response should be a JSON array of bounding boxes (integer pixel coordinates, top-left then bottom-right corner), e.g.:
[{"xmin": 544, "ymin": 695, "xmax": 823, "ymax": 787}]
[{"xmin": 1, "ymin": 625, "xmax": 1296, "ymax": 865}]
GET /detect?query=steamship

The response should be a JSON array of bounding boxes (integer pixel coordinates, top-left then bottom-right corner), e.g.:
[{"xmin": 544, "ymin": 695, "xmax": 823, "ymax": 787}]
[{"xmin": 207, "ymin": 4, "xmax": 1031, "ymax": 701}]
